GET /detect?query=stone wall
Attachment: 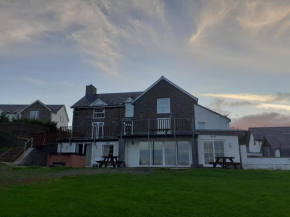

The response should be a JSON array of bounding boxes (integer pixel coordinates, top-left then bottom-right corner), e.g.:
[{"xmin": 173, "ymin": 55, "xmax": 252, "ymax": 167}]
[{"xmin": 21, "ymin": 101, "xmax": 51, "ymax": 122}]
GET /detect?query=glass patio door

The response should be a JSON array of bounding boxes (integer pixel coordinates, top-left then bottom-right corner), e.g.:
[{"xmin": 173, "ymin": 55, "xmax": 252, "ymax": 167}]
[{"xmin": 203, "ymin": 140, "xmax": 225, "ymax": 165}]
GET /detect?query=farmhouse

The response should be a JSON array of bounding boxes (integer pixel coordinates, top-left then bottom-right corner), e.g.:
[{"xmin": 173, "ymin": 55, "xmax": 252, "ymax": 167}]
[{"xmin": 53, "ymin": 76, "xmax": 244, "ymax": 168}]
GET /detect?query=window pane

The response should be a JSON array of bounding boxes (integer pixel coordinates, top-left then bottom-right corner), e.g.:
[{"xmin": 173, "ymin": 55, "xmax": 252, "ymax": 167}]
[
  {"xmin": 103, "ymin": 145, "xmax": 114, "ymax": 157},
  {"xmin": 204, "ymin": 141, "xmax": 214, "ymax": 164},
  {"xmin": 157, "ymin": 98, "xmax": 170, "ymax": 114},
  {"xmin": 214, "ymin": 141, "xmax": 224, "ymax": 157},
  {"xmin": 165, "ymin": 141, "xmax": 176, "ymax": 165},
  {"xmin": 151, "ymin": 142, "xmax": 163, "ymax": 165},
  {"xmin": 177, "ymin": 141, "xmax": 189, "ymax": 165},
  {"xmin": 125, "ymin": 104, "xmax": 134, "ymax": 117},
  {"xmin": 139, "ymin": 142, "xmax": 149, "ymax": 165}
]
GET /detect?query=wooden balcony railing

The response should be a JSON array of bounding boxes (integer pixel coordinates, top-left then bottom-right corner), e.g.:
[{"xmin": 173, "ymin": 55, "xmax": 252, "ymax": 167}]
[{"xmin": 59, "ymin": 118, "xmax": 194, "ymax": 140}]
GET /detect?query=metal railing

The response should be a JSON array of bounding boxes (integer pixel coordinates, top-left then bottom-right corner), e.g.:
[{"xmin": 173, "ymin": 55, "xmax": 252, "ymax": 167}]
[{"xmin": 59, "ymin": 118, "xmax": 194, "ymax": 140}]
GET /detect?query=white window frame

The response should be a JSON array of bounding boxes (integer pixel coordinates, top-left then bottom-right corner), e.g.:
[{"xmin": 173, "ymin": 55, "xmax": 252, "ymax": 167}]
[
  {"xmin": 138, "ymin": 141, "xmax": 190, "ymax": 167},
  {"xmin": 102, "ymin": 145, "xmax": 114, "ymax": 157},
  {"xmin": 125, "ymin": 103, "xmax": 134, "ymax": 117},
  {"xmin": 203, "ymin": 140, "xmax": 225, "ymax": 166},
  {"xmin": 92, "ymin": 122, "xmax": 104, "ymax": 138},
  {"xmin": 93, "ymin": 108, "xmax": 105, "ymax": 119},
  {"xmin": 157, "ymin": 98, "xmax": 170, "ymax": 114},
  {"xmin": 30, "ymin": 110, "xmax": 39, "ymax": 119}
]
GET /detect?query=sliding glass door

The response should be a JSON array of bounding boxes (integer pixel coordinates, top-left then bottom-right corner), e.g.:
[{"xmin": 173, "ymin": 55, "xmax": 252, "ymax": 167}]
[{"xmin": 139, "ymin": 141, "xmax": 190, "ymax": 166}]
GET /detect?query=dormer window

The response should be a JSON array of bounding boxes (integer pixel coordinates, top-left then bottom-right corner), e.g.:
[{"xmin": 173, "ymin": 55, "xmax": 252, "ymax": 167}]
[
  {"xmin": 93, "ymin": 108, "xmax": 105, "ymax": 119},
  {"xmin": 157, "ymin": 98, "xmax": 170, "ymax": 114}
]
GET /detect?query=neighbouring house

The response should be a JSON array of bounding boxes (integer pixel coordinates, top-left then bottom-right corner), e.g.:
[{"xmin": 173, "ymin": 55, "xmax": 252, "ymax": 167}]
[
  {"xmin": 240, "ymin": 127, "xmax": 290, "ymax": 170},
  {"xmin": 55, "ymin": 76, "xmax": 244, "ymax": 168},
  {"xmin": 0, "ymin": 100, "xmax": 69, "ymax": 128}
]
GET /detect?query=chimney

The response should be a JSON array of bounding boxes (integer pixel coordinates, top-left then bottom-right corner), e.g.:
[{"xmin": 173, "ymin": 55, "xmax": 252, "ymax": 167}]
[{"xmin": 86, "ymin": 84, "xmax": 97, "ymax": 96}]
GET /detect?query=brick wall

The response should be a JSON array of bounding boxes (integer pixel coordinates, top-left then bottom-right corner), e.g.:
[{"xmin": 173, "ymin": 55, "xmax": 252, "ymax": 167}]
[
  {"xmin": 73, "ymin": 79, "xmax": 197, "ymax": 127},
  {"xmin": 21, "ymin": 101, "xmax": 52, "ymax": 122},
  {"xmin": 73, "ymin": 107, "xmax": 125, "ymax": 127},
  {"xmin": 134, "ymin": 79, "xmax": 197, "ymax": 120}
]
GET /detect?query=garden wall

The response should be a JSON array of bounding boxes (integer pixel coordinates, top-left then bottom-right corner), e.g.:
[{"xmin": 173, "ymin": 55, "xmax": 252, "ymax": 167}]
[{"xmin": 240, "ymin": 145, "xmax": 290, "ymax": 170}]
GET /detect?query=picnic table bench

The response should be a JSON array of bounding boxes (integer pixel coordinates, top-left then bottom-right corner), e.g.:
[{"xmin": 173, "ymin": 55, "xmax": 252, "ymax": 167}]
[
  {"xmin": 96, "ymin": 156, "xmax": 124, "ymax": 168},
  {"xmin": 209, "ymin": 157, "xmax": 241, "ymax": 169}
]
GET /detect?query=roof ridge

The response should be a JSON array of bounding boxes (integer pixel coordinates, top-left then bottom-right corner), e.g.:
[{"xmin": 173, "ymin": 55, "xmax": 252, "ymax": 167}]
[{"xmin": 95, "ymin": 91, "xmax": 143, "ymax": 95}]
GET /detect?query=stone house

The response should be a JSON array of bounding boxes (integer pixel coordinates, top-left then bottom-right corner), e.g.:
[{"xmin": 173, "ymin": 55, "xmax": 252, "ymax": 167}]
[
  {"xmin": 0, "ymin": 100, "xmax": 69, "ymax": 128},
  {"xmin": 56, "ymin": 76, "xmax": 244, "ymax": 168}
]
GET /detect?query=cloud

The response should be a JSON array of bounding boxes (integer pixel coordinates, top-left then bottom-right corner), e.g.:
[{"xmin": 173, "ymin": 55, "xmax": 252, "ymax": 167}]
[
  {"xmin": 231, "ymin": 112, "xmax": 290, "ymax": 130},
  {"xmin": 0, "ymin": 0, "xmax": 168, "ymax": 75},
  {"xmin": 257, "ymin": 103, "xmax": 290, "ymax": 111},
  {"xmin": 199, "ymin": 93, "xmax": 276, "ymax": 102},
  {"xmin": 199, "ymin": 93, "xmax": 290, "ymax": 103},
  {"xmin": 189, "ymin": 0, "xmax": 235, "ymax": 44},
  {"xmin": 24, "ymin": 77, "xmax": 73, "ymax": 87},
  {"xmin": 1, "ymin": 0, "xmax": 290, "ymax": 76},
  {"xmin": 24, "ymin": 77, "xmax": 47, "ymax": 86}
]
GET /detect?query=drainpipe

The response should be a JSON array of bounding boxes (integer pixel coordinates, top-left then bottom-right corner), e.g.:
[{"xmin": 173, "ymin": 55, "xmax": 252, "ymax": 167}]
[
  {"xmin": 174, "ymin": 117, "xmax": 177, "ymax": 168},
  {"xmin": 148, "ymin": 118, "xmax": 150, "ymax": 169}
]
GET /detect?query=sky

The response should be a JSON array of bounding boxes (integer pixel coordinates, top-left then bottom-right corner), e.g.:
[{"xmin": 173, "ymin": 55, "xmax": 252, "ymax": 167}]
[{"xmin": 0, "ymin": 0, "xmax": 290, "ymax": 129}]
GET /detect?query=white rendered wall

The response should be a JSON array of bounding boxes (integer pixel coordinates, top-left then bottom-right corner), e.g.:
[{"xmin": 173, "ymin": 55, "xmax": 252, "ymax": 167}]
[
  {"xmin": 197, "ymin": 135, "xmax": 240, "ymax": 167},
  {"xmin": 125, "ymin": 139, "xmax": 192, "ymax": 168},
  {"xmin": 248, "ymin": 134, "xmax": 262, "ymax": 153},
  {"xmin": 91, "ymin": 141, "xmax": 119, "ymax": 163},
  {"xmin": 57, "ymin": 143, "xmax": 76, "ymax": 153},
  {"xmin": 194, "ymin": 105, "xmax": 230, "ymax": 130},
  {"xmin": 51, "ymin": 106, "xmax": 69, "ymax": 128},
  {"xmin": 240, "ymin": 145, "xmax": 290, "ymax": 170}
]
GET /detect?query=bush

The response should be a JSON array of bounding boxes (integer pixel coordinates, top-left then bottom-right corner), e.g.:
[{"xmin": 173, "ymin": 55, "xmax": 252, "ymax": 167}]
[
  {"xmin": 0, "ymin": 113, "xmax": 9, "ymax": 123},
  {"xmin": 0, "ymin": 131, "xmax": 24, "ymax": 149},
  {"xmin": 12, "ymin": 118, "xmax": 57, "ymax": 131}
]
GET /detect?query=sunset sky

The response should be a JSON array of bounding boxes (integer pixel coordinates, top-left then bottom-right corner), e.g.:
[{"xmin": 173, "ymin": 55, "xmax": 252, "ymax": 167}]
[{"xmin": 1, "ymin": 0, "xmax": 290, "ymax": 129}]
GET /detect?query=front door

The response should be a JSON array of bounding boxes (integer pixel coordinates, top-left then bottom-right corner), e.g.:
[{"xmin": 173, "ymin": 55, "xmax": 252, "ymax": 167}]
[{"xmin": 86, "ymin": 144, "xmax": 92, "ymax": 167}]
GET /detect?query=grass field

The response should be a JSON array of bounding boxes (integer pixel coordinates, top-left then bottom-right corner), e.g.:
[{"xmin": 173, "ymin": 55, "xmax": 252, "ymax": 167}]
[{"xmin": 1, "ymin": 164, "xmax": 290, "ymax": 217}]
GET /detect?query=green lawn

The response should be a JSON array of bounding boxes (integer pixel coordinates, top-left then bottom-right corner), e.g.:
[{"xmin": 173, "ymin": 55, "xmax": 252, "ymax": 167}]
[{"xmin": 1, "ymin": 165, "xmax": 290, "ymax": 217}]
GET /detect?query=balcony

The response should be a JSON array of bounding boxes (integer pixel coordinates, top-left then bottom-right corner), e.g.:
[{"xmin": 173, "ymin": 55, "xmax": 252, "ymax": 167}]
[{"xmin": 59, "ymin": 118, "xmax": 194, "ymax": 140}]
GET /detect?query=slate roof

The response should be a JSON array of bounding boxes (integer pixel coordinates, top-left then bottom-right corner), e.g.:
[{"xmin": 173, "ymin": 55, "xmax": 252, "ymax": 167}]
[
  {"xmin": 0, "ymin": 105, "xmax": 26, "ymax": 114},
  {"xmin": 71, "ymin": 92, "xmax": 143, "ymax": 108},
  {"xmin": 0, "ymin": 104, "xmax": 64, "ymax": 114},
  {"xmin": 264, "ymin": 134, "xmax": 290, "ymax": 149},
  {"xmin": 249, "ymin": 127, "xmax": 290, "ymax": 149}
]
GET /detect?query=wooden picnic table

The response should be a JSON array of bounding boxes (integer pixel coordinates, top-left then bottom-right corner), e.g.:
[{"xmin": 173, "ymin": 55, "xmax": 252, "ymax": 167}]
[
  {"xmin": 209, "ymin": 157, "xmax": 240, "ymax": 169},
  {"xmin": 96, "ymin": 156, "xmax": 124, "ymax": 168}
]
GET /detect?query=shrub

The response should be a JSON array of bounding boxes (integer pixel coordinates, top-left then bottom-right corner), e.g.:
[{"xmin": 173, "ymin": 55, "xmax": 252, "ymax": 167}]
[
  {"xmin": 12, "ymin": 118, "xmax": 57, "ymax": 131},
  {"xmin": 0, "ymin": 113, "xmax": 9, "ymax": 123}
]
